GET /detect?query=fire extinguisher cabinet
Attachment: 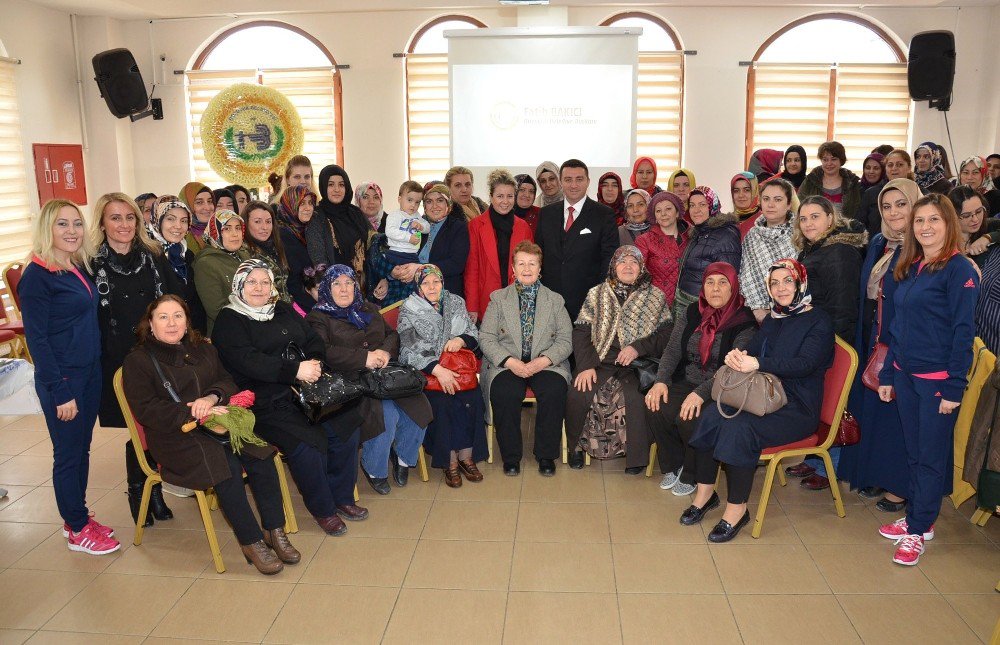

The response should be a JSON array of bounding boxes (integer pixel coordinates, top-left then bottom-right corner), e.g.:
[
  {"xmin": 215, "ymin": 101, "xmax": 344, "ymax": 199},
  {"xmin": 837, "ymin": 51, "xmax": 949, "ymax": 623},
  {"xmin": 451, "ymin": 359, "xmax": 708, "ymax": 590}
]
[{"xmin": 33, "ymin": 143, "xmax": 88, "ymax": 206}]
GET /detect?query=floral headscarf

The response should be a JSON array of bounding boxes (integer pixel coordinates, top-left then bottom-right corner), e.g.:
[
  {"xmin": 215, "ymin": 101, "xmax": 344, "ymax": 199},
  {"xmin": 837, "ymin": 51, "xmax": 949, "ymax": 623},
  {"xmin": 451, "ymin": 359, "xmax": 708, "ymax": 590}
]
[
  {"xmin": 623, "ymin": 188, "xmax": 652, "ymax": 233},
  {"xmin": 203, "ymin": 209, "xmax": 244, "ymax": 254},
  {"xmin": 314, "ymin": 264, "xmax": 373, "ymax": 329},
  {"xmin": 414, "ymin": 264, "xmax": 445, "ymax": 313},
  {"xmin": 608, "ymin": 245, "xmax": 651, "ymax": 302},
  {"xmin": 959, "ymin": 156, "xmax": 996, "ymax": 194},
  {"xmin": 354, "ymin": 181, "xmax": 384, "ymax": 230},
  {"xmin": 767, "ymin": 258, "xmax": 812, "ymax": 318},
  {"xmin": 914, "ymin": 142, "xmax": 947, "ymax": 191},
  {"xmin": 730, "ymin": 172, "xmax": 760, "ymax": 217},
  {"xmin": 689, "ymin": 185, "xmax": 722, "ymax": 220},
  {"xmin": 278, "ymin": 184, "xmax": 318, "ymax": 244},
  {"xmin": 148, "ymin": 195, "xmax": 191, "ymax": 281},
  {"xmin": 226, "ymin": 258, "xmax": 278, "ymax": 322}
]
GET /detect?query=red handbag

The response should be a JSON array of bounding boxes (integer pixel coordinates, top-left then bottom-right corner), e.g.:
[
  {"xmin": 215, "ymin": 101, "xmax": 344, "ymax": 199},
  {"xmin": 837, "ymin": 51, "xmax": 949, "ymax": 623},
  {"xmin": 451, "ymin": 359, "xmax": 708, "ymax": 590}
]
[
  {"xmin": 861, "ymin": 283, "xmax": 894, "ymax": 400},
  {"xmin": 832, "ymin": 410, "xmax": 861, "ymax": 447},
  {"xmin": 424, "ymin": 348, "xmax": 479, "ymax": 392}
]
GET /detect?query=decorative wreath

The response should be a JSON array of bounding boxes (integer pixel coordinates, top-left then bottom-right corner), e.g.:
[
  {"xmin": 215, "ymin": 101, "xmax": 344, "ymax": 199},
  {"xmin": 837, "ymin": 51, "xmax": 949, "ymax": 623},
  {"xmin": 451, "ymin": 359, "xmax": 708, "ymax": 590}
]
[{"xmin": 200, "ymin": 82, "xmax": 304, "ymax": 187}]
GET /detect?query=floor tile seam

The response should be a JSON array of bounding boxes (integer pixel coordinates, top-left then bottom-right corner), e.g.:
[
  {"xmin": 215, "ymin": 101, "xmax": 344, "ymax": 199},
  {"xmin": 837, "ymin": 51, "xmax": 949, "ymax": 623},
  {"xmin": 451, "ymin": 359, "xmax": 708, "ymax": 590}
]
[
  {"xmin": 259, "ymin": 572, "xmax": 300, "ymax": 645},
  {"xmin": 703, "ymin": 529, "xmax": 748, "ymax": 645},
  {"xmin": 30, "ymin": 569, "xmax": 106, "ymax": 634},
  {"xmin": 379, "ymin": 493, "xmax": 430, "ymax": 645},
  {"xmin": 597, "ymin": 466, "xmax": 626, "ymax": 644},
  {"xmin": 500, "ymin": 467, "xmax": 525, "ymax": 645},
  {"xmin": 940, "ymin": 592, "xmax": 995, "ymax": 645}
]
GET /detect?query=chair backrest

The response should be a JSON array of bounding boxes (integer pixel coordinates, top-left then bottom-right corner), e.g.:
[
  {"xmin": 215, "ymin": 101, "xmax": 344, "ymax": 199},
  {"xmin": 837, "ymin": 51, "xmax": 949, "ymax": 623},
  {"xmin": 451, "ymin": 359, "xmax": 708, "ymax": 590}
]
[
  {"xmin": 4, "ymin": 263, "xmax": 23, "ymax": 315},
  {"xmin": 380, "ymin": 300, "xmax": 404, "ymax": 330},
  {"xmin": 818, "ymin": 337, "xmax": 859, "ymax": 445},
  {"xmin": 112, "ymin": 367, "xmax": 158, "ymax": 478}
]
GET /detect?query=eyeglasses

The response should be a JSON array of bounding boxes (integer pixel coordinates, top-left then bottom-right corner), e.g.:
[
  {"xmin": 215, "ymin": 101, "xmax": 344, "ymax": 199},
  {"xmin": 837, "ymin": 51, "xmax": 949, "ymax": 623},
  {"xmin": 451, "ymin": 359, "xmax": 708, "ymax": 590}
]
[
  {"xmin": 959, "ymin": 206, "xmax": 987, "ymax": 220},
  {"xmin": 245, "ymin": 279, "xmax": 272, "ymax": 289}
]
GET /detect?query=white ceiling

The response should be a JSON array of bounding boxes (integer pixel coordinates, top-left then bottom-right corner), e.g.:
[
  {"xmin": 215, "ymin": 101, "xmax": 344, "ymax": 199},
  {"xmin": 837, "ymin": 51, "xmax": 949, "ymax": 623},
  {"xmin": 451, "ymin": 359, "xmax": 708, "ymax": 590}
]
[{"xmin": 21, "ymin": 0, "xmax": 1000, "ymax": 21}]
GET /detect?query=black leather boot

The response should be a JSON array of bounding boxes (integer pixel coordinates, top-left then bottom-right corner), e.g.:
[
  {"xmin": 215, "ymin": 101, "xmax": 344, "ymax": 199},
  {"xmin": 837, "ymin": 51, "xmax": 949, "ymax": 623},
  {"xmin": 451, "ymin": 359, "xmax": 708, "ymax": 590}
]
[
  {"xmin": 149, "ymin": 483, "xmax": 174, "ymax": 521},
  {"xmin": 126, "ymin": 483, "xmax": 153, "ymax": 527}
]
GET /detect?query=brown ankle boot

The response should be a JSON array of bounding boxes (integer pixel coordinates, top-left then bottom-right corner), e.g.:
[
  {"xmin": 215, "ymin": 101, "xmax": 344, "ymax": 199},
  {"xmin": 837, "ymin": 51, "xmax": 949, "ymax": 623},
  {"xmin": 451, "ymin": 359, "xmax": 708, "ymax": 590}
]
[
  {"xmin": 241, "ymin": 539, "xmax": 284, "ymax": 575},
  {"xmin": 263, "ymin": 528, "xmax": 301, "ymax": 564}
]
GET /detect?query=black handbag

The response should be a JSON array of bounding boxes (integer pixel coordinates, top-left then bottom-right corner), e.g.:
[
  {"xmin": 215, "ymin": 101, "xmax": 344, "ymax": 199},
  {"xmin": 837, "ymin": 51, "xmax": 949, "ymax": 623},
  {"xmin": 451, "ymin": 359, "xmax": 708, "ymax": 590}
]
[
  {"xmin": 282, "ymin": 342, "xmax": 363, "ymax": 424},
  {"xmin": 630, "ymin": 357, "xmax": 660, "ymax": 395},
  {"xmin": 147, "ymin": 351, "xmax": 231, "ymax": 447},
  {"xmin": 357, "ymin": 362, "xmax": 427, "ymax": 399}
]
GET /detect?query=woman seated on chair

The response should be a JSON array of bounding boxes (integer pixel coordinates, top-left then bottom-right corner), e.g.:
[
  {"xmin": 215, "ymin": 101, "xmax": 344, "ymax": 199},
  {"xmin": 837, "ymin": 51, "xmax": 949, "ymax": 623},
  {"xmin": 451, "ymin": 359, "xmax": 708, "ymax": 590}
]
[
  {"xmin": 211, "ymin": 259, "xmax": 368, "ymax": 536},
  {"xmin": 681, "ymin": 258, "xmax": 834, "ymax": 542},
  {"xmin": 398, "ymin": 264, "xmax": 487, "ymax": 488},
  {"xmin": 479, "ymin": 241, "xmax": 573, "ymax": 477},
  {"xmin": 122, "ymin": 294, "xmax": 299, "ymax": 575},
  {"xmin": 307, "ymin": 264, "xmax": 432, "ymax": 495},
  {"xmin": 644, "ymin": 262, "xmax": 756, "ymax": 496},
  {"xmin": 566, "ymin": 245, "xmax": 673, "ymax": 472}
]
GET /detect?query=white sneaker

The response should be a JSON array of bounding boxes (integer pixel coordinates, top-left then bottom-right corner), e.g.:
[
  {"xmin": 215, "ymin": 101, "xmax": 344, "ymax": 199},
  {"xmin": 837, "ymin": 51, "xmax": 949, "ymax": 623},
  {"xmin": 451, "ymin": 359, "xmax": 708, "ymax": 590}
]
[
  {"xmin": 672, "ymin": 481, "xmax": 696, "ymax": 496},
  {"xmin": 161, "ymin": 483, "xmax": 194, "ymax": 498},
  {"xmin": 659, "ymin": 467, "xmax": 682, "ymax": 490}
]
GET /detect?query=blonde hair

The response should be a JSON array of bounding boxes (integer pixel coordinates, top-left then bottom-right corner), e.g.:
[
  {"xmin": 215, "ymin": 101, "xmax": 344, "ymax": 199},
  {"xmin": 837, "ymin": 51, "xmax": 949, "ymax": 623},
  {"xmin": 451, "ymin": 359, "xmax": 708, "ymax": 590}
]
[
  {"xmin": 30, "ymin": 199, "xmax": 96, "ymax": 271},
  {"xmin": 445, "ymin": 166, "xmax": 474, "ymax": 188},
  {"xmin": 791, "ymin": 196, "xmax": 847, "ymax": 250},
  {"xmin": 487, "ymin": 169, "xmax": 517, "ymax": 196},
  {"xmin": 90, "ymin": 192, "xmax": 161, "ymax": 256}
]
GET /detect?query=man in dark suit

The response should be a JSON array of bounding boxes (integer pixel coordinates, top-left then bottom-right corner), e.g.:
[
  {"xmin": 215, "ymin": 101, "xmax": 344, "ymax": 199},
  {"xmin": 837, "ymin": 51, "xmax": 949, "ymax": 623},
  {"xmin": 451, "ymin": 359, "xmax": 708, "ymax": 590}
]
[{"xmin": 535, "ymin": 159, "xmax": 619, "ymax": 322}]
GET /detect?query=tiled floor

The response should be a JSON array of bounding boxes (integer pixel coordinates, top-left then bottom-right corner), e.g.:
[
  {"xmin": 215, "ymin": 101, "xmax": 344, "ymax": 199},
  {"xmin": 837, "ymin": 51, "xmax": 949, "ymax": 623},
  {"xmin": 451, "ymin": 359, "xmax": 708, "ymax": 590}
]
[{"xmin": 0, "ymin": 412, "xmax": 998, "ymax": 644}]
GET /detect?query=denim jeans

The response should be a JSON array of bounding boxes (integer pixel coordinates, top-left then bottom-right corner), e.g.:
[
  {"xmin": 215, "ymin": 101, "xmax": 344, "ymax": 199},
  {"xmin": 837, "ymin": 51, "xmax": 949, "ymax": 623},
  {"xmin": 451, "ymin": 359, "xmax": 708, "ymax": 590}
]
[
  {"xmin": 361, "ymin": 400, "xmax": 427, "ymax": 478},
  {"xmin": 806, "ymin": 448, "xmax": 841, "ymax": 478}
]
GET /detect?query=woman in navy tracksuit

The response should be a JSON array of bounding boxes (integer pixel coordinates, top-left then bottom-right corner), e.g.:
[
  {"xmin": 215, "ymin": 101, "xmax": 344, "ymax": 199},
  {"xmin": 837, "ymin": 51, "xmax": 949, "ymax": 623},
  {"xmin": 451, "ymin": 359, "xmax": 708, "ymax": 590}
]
[
  {"xmin": 876, "ymin": 193, "xmax": 979, "ymax": 566},
  {"xmin": 19, "ymin": 199, "xmax": 120, "ymax": 555}
]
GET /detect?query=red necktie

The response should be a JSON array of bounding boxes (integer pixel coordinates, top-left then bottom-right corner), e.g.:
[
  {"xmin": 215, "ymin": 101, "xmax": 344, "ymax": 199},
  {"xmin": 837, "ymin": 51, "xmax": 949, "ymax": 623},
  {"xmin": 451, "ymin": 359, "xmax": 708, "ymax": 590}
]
[{"xmin": 565, "ymin": 205, "xmax": 575, "ymax": 232}]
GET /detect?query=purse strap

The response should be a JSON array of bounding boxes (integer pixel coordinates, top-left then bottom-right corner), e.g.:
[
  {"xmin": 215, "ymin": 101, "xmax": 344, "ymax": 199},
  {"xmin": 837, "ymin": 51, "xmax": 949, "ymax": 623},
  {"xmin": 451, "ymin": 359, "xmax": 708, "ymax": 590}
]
[
  {"xmin": 147, "ymin": 351, "xmax": 182, "ymax": 404},
  {"xmin": 873, "ymin": 276, "xmax": 886, "ymax": 344},
  {"xmin": 716, "ymin": 367, "xmax": 753, "ymax": 419}
]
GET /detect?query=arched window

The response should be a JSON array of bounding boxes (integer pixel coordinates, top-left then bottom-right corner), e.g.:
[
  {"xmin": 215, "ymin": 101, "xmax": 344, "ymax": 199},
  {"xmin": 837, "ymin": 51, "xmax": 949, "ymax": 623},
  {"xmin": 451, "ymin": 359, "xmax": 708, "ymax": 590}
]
[
  {"xmin": 186, "ymin": 21, "xmax": 343, "ymax": 188},
  {"xmin": 0, "ymin": 43, "xmax": 32, "ymax": 264},
  {"xmin": 405, "ymin": 15, "xmax": 486, "ymax": 184},
  {"xmin": 746, "ymin": 14, "xmax": 910, "ymax": 172},
  {"xmin": 601, "ymin": 12, "xmax": 684, "ymax": 172}
]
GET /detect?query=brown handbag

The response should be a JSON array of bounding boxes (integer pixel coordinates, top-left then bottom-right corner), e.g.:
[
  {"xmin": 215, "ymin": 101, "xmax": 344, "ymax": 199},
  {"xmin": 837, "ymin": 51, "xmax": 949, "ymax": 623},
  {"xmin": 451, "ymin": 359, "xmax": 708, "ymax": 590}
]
[
  {"xmin": 712, "ymin": 365, "xmax": 788, "ymax": 418},
  {"xmin": 861, "ymin": 284, "xmax": 894, "ymax": 399}
]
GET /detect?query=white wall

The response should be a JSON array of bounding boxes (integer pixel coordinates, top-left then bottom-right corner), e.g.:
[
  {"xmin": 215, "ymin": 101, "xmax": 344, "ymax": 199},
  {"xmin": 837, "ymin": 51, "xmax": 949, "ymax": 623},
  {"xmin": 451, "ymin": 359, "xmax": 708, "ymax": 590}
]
[{"xmin": 4, "ymin": 2, "xmax": 1000, "ymax": 214}]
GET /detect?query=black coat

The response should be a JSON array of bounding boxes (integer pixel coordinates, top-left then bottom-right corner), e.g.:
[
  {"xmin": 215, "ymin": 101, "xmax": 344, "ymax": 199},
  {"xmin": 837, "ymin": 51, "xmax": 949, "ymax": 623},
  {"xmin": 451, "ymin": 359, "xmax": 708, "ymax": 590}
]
[
  {"xmin": 180, "ymin": 249, "xmax": 208, "ymax": 334},
  {"xmin": 798, "ymin": 219, "xmax": 868, "ymax": 342},
  {"xmin": 425, "ymin": 205, "xmax": 471, "ymax": 298},
  {"xmin": 535, "ymin": 197, "xmax": 618, "ymax": 320},
  {"xmin": 212, "ymin": 301, "xmax": 361, "ymax": 446},
  {"xmin": 677, "ymin": 213, "xmax": 742, "ymax": 297},
  {"xmin": 92, "ymin": 250, "xmax": 183, "ymax": 428},
  {"xmin": 280, "ymin": 227, "xmax": 316, "ymax": 311},
  {"xmin": 854, "ymin": 181, "xmax": 887, "ymax": 240}
]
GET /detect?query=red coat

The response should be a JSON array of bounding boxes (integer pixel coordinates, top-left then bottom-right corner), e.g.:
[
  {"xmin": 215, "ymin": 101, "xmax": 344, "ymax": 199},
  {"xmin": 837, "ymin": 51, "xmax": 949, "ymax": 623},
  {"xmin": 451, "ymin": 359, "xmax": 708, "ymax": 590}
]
[
  {"xmin": 464, "ymin": 212, "xmax": 534, "ymax": 319},
  {"xmin": 636, "ymin": 223, "xmax": 688, "ymax": 305}
]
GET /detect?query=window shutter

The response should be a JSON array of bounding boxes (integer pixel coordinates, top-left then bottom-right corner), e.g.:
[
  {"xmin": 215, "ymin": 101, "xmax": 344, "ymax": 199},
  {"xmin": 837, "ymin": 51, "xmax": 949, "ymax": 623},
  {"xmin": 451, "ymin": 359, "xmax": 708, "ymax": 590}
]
[
  {"xmin": 834, "ymin": 63, "xmax": 911, "ymax": 170},
  {"xmin": 636, "ymin": 52, "xmax": 684, "ymax": 173},
  {"xmin": 0, "ymin": 60, "xmax": 32, "ymax": 265},
  {"xmin": 747, "ymin": 63, "xmax": 831, "ymax": 167},
  {"xmin": 405, "ymin": 53, "xmax": 450, "ymax": 185}
]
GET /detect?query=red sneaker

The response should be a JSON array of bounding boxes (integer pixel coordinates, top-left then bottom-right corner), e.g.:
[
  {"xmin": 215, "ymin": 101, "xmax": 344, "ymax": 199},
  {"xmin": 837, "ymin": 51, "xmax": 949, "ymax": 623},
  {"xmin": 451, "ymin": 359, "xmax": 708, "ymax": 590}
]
[
  {"xmin": 62, "ymin": 515, "xmax": 115, "ymax": 539},
  {"xmin": 66, "ymin": 522, "xmax": 121, "ymax": 555},
  {"xmin": 892, "ymin": 534, "xmax": 924, "ymax": 566},
  {"xmin": 878, "ymin": 517, "xmax": 934, "ymax": 541}
]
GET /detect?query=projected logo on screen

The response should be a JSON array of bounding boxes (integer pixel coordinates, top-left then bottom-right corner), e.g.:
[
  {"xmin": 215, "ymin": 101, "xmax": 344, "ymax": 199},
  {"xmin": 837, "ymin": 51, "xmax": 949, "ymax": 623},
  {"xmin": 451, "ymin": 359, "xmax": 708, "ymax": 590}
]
[{"xmin": 452, "ymin": 64, "xmax": 633, "ymax": 167}]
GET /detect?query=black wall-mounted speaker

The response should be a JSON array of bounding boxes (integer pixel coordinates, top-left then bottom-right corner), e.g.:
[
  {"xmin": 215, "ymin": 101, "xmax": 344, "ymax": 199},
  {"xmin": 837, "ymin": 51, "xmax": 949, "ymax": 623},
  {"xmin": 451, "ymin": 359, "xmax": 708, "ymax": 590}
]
[
  {"xmin": 92, "ymin": 48, "xmax": 148, "ymax": 118},
  {"xmin": 907, "ymin": 31, "xmax": 955, "ymax": 103}
]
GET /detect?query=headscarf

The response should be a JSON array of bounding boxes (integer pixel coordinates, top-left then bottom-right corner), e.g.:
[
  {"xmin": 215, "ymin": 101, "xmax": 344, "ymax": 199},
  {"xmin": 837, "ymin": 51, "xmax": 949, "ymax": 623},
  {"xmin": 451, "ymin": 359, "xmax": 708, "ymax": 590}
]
[
  {"xmin": 959, "ymin": 156, "xmax": 996, "ymax": 194},
  {"xmin": 860, "ymin": 152, "xmax": 887, "ymax": 191},
  {"xmin": 780, "ymin": 145, "xmax": 808, "ymax": 188},
  {"xmin": 608, "ymin": 245, "xmax": 651, "ymax": 303},
  {"xmin": 414, "ymin": 263, "xmax": 445, "ymax": 313},
  {"xmin": 148, "ymin": 195, "xmax": 190, "ymax": 282},
  {"xmin": 914, "ymin": 142, "xmax": 947, "ymax": 191},
  {"xmin": 535, "ymin": 161, "xmax": 563, "ymax": 206},
  {"xmin": 747, "ymin": 149, "xmax": 784, "ymax": 182},
  {"xmin": 353, "ymin": 181, "xmax": 384, "ymax": 230},
  {"xmin": 212, "ymin": 188, "xmax": 237, "ymax": 212},
  {"xmin": 317, "ymin": 164, "xmax": 370, "ymax": 268},
  {"xmin": 767, "ymin": 258, "xmax": 812, "ymax": 318},
  {"xmin": 629, "ymin": 156, "xmax": 658, "ymax": 190},
  {"xmin": 667, "ymin": 168, "xmax": 696, "ymax": 194},
  {"xmin": 203, "ymin": 209, "xmax": 244, "ymax": 254},
  {"xmin": 730, "ymin": 172, "xmax": 760, "ymax": 217},
  {"xmin": 689, "ymin": 185, "xmax": 722, "ymax": 222},
  {"xmin": 876, "ymin": 178, "xmax": 921, "ymax": 243},
  {"xmin": 277, "ymin": 184, "xmax": 317, "ymax": 245},
  {"xmin": 180, "ymin": 181, "xmax": 213, "ymax": 239},
  {"xmin": 596, "ymin": 171, "xmax": 625, "ymax": 221},
  {"xmin": 696, "ymin": 262, "xmax": 752, "ymax": 367},
  {"xmin": 646, "ymin": 190, "xmax": 685, "ymax": 227},
  {"xmin": 623, "ymin": 188, "xmax": 652, "ymax": 233},
  {"xmin": 314, "ymin": 264, "xmax": 373, "ymax": 329},
  {"xmin": 225, "ymin": 258, "xmax": 278, "ymax": 322},
  {"xmin": 513, "ymin": 174, "xmax": 537, "ymax": 218}
]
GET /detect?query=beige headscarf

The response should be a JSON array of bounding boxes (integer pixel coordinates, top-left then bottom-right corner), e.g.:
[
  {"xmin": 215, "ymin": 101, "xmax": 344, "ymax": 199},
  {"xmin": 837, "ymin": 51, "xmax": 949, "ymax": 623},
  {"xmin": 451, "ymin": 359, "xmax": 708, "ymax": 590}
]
[
  {"xmin": 535, "ymin": 161, "xmax": 563, "ymax": 207},
  {"xmin": 869, "ymin": 178, "xmax": 922, "ymax": 297}
]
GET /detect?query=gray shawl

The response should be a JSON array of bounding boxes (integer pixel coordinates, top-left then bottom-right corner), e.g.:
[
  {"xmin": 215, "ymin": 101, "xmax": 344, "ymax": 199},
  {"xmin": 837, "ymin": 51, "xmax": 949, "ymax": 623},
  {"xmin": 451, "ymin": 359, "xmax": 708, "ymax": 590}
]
[{"xmin": 398, "ymin": 290, "xmax": 479, "ymax": 370}]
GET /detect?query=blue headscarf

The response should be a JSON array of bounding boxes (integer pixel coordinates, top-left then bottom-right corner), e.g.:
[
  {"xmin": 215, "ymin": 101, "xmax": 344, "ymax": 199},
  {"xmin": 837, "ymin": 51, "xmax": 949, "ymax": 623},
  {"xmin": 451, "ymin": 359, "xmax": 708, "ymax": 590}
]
[{"xmin": 314, "ymin": 264, "xmax": 373, "ymax": 329}]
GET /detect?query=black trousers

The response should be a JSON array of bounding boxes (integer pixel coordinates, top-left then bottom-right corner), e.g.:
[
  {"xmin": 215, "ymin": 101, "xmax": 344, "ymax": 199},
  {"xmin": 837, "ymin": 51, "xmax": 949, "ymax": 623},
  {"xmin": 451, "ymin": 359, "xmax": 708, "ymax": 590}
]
[
  {"xmin": 692, "ymin": 447, "xmax": 756, "ymax": 505},
  {"xmin": 490, "ymin": 369, "xmax": 567, "ymax": 463},
  {"xmin": 646, "ymin": 380, "xmax": 698, "ymax": 483},
  {"xmin": 214, "ymin": 450, "xmax": 286, "ymax": 546}
]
